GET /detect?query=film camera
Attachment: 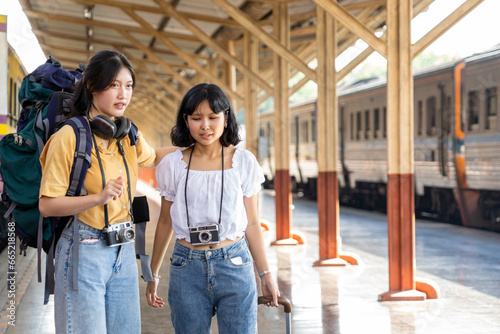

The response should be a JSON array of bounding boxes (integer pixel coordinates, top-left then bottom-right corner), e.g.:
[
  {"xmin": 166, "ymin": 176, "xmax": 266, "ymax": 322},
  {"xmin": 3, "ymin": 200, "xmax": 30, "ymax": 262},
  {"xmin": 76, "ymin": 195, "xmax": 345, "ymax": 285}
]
[
  {"xmin": 103, "ymin": 221, "xmax": 135, "ymax": 247},
  {"xmin": 190, "ymin": 224, "xmax": 220, "ymax": 246}
]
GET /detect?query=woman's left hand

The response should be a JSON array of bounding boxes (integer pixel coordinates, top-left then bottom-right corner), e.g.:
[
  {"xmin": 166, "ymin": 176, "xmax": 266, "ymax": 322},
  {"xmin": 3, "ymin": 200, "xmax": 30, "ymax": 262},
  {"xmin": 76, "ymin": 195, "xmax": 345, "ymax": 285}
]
[
  {"xmin": 260, "ymin": 274, "xmax": 280, "ymax": 307},
  {"xmin": 146, "ymin": 280, "xmax": 164, "ymax": 308}
]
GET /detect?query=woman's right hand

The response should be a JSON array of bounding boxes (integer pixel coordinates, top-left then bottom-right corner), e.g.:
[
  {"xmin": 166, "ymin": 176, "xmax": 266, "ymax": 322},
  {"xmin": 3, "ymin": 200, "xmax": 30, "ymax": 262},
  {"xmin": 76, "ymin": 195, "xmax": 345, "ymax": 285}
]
[
  {"xmin": 99, "ymin": 176, "xmax": 126, "ymax": 204},
  {"xmin": 146, "ymin": 280, "xmax": 164, "ymax": 308}
]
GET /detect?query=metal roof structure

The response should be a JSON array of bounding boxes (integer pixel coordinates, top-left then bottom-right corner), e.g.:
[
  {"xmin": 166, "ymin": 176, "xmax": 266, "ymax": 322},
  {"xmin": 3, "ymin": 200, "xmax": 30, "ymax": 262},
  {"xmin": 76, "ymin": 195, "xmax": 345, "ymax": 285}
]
[{"xmin": 19, "ymin": 0, "xmax": 482, "ymax": 146}]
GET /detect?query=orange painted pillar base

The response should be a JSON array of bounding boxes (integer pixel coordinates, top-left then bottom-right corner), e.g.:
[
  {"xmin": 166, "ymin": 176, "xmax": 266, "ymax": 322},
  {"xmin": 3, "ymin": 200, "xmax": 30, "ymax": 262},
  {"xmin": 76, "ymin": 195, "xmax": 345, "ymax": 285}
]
[
  {"xmin": 313, "ymin": 258, "xmax": 347, "ymax": 266},
  {"xmin": 378, "ymin": 289, "xmax": 426, "ymax": 301},
  {"xmin": 415, "ymin": 277, "xmax": 440, "ymax": 299},
  {"xmin": 378, "ymin": 278, "xmax": 440, "ymax": 300},
  {"xmin": 260, "ymin": 219, "xmax": 270, "ymax": 231},
  {"xmin": 381, "ymin": 173, "xmax": 439, "ymax": 301},
  {"xmin": 314, "ymin": 171, "xmax": 360, "ymax": 266},
  {"xmin": 272, "ymin": 170, "xmax": 303, "ymax": 246}
]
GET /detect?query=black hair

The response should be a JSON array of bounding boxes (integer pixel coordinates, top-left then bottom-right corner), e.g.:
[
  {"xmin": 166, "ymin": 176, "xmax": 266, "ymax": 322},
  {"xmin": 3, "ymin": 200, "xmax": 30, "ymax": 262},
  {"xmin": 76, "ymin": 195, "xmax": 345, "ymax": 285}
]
[
  {"xmin": 71, "ymin": 50, "xmax": 135, "ymax": 116},
  {"xmin": 170, "ymin": 83, "xmax": 240, "ymax": 147}
]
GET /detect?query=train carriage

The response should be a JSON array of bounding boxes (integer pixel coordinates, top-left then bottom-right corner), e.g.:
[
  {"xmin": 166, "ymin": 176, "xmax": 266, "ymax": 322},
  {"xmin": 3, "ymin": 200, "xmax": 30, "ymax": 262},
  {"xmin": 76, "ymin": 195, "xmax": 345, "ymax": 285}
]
[
  {"xmin": 259, "ymin": 47, "xmax": 500, "ymax": 232},
  {"xmin": 6, "ymin": 45, "xmax": 26, "ymax": 134}
]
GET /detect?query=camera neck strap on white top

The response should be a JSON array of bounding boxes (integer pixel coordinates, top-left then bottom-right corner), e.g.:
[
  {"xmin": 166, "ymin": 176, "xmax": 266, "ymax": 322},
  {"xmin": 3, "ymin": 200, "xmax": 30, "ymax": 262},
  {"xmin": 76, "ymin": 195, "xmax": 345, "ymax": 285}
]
[{"xmin": 184, "ymin": 143, "xmax": 224, "ymax": 227}]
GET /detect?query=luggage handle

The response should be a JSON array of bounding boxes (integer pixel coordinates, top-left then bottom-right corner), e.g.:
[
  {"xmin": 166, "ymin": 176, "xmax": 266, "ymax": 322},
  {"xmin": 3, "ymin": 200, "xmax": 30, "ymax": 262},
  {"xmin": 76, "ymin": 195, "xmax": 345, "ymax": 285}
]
[{"xmin": 258, "ymin": 296, "xmax": 292, "ymax": 313}]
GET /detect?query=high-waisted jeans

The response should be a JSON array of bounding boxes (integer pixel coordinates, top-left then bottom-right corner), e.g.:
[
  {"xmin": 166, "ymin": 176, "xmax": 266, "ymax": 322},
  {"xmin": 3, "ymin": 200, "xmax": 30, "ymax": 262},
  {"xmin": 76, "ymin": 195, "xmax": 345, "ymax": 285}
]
[
  {"xmin": 168, "ymin": 238, "xmax": 257, "ymax": 334},
  {"xmin": 54, "ymin": 220, "xmax": 140, "ymax": 334}
]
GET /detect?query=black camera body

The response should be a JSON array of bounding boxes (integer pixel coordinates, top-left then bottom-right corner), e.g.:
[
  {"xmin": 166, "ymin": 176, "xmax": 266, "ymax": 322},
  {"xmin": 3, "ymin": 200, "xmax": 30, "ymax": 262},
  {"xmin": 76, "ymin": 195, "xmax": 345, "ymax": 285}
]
[
  {"xmin": 190, "ymin": 224, "xmax": 220, "ymax": 246},
  {"xmin": 103, "ymin": 221, "xmax": 135, "ymax": 247}
]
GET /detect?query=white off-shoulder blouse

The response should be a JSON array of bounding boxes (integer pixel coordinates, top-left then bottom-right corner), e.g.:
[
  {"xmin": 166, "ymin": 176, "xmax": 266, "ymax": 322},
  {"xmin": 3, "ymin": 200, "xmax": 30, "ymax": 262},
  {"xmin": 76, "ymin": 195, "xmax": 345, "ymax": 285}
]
[{"xmin": 155, "ymin": 147, "xmax": 265, "ymax": 242}]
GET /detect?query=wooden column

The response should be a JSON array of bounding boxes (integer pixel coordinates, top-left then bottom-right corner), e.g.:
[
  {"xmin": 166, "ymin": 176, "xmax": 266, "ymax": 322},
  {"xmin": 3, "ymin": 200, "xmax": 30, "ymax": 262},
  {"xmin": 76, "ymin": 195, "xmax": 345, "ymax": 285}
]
[
  {"xmin": 272, "ymin": 3, "xmax": 297, "ymax": 245},
  {"xmin": 379, "ymin": 0, "xmax": 437, "ymax": 301},
  {"xmin": 223, "ymin": 40, "xmax": 238, "ymax": 112},
  {"xmin": 314, "ymin": 6, "xmax": 354, "ymax": 266},
  {"xmin": 244, "ymin": 32, "xmax": 259, "ymax": 157},
  {"xmin": 206, "ymin": 55, "xmax": 217, "ymax": 83}
]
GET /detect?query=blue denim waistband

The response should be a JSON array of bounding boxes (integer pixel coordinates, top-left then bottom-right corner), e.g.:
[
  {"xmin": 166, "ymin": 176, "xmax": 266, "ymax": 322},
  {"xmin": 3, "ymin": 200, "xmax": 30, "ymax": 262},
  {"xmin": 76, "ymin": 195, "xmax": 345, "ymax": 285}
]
[
  {"xmin": 173, "ymin": 237, "xmax": 247, "ymax": 260},
  {"xmin": 63, "ymin": 219, "xmax": 104, "ymax": 239}
]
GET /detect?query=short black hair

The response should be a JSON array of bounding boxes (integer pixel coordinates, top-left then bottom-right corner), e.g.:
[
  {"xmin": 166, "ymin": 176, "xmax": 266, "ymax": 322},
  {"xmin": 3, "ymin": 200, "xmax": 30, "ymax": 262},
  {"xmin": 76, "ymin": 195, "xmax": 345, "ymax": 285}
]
[{"xmin": 171, "ymin": 83, "xmax": 240, "ymax": 147}]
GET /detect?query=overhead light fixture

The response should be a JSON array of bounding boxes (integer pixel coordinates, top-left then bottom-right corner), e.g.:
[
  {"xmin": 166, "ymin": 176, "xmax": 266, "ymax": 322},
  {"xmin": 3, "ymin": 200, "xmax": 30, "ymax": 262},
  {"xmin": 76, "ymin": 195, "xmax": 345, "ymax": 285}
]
[{"xmin": 84, "ymin": 6, "xmax": 94, "ymax": 20}]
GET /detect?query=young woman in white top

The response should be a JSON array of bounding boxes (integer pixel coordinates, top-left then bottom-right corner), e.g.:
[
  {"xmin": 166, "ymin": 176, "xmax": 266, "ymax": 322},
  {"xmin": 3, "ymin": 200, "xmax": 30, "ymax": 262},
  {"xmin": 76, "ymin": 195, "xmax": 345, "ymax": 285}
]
[{"xmin": 146, "ymin": 83, "xmax": 280, "ymax": 333}]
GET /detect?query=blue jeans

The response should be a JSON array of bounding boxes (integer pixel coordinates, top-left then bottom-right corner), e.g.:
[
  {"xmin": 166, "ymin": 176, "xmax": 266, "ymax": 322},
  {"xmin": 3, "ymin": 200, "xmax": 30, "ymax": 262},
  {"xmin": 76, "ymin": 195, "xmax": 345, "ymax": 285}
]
[
  {"xmin": 168, "ymin": 238, "xmax": 257, "ymax": 334},
  {"xmin": 54, "ymin": 220, "xmax": 140, "ymax": 334}
]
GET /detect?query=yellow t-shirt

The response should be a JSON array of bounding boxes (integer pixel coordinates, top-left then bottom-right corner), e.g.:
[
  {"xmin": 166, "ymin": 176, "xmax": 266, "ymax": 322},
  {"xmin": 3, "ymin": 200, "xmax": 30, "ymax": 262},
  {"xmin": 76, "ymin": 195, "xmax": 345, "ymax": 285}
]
[{"xmin": 39, "ymin": 123, "xmax": 156, "ymax": 230}]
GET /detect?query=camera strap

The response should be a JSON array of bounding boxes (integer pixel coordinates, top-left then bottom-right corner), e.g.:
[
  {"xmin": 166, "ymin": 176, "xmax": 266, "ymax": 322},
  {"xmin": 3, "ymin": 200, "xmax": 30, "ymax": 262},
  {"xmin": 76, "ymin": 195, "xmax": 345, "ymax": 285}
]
[
  {"xmin": 184, "ymin": 144, "xmax": 224, "ymax": 227},
  {"xmin": 90, "ymin": 131, "xmax": 133, "ymax": 228}
]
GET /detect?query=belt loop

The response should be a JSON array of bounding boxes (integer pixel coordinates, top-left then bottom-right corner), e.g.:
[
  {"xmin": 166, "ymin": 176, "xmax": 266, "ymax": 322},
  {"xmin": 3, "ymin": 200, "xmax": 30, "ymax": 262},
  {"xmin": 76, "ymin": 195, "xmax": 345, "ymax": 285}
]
[
  {"xmin": 188, "ymin": 248, "xmax": 193, "ymax": 261},
  {"xmin": 222, "ymin": 247, "xmax": 228, "ymax": 260}
]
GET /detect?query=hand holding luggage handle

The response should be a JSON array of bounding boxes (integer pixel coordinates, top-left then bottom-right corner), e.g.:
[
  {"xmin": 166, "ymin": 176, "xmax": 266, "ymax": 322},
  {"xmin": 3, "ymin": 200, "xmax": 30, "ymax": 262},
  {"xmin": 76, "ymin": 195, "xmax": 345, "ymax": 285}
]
[{"xmin": 258, "ymin": 296, "xmax": 292, "ymax": 334}]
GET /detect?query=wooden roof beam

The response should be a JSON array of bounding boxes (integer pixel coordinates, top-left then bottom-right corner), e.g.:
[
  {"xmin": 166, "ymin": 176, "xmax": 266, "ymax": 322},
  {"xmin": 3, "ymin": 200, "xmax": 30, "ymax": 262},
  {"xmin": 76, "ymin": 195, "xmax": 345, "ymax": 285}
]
[
  {"xmin": 136, "ymin": 76, "xmax": 178, "ymax": 114},
  {"xmin": 34, "ymin": 28, "xmax": 208, "ymax": 60},
  {"xmin": 312, "ymin": 0, "xmax": 387, "ymax": 58},
  {"xmin": 119, "ymin": 30, "xmax": 193, "ymax": 90},
  {"xmin": 73, "ymin": 0, "xmax": 239, "ymax": 26},
  {"xmin": 74, "ymin": 0, "xmax": 318, "ymax": 28},
  {"xmin": 130, "ymin": 90, "xmax": 173, "ymax": 124},
  {"xmin": 412, "ymin": 0, "xmax": 484, "ymax": 57},
  {"xmin": 122, "ymin": 7, "xmax": 244, "ymax": 102},
  {"xmin": 40, "ymin": 43, "xmax": 199, "ymax": 69},
  {"xmin": 135, "ymin": 92, "xmax": 176, "ymax": 133},
  {"xmin": 23, "ymin": 9, "xmax": 199, "ymax": 42},
  {"xmin": 211, "ymin": 0, "xmax": 317, "ymax": 83},
  {"xmin": 337, "ymin": 0, "xmax": 440, "ymax": 81},
  {"xmin": 256, "ymin": 4, "xmax": 383, "ymax": 102},
  {"xmin": 152, "ymin": 0, "xmax": 273, "ymax": 95},
  {"xmin": 116, "ymin": 47, "xmax": 184, "ymax": 101}
]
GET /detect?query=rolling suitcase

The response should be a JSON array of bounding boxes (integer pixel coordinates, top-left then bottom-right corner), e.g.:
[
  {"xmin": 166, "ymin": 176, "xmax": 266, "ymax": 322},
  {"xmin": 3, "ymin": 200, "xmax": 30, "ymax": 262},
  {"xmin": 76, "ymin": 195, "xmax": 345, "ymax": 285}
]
[{"xmin": 258, "ymin": 296, "xmax": 292, "ymax": 334}]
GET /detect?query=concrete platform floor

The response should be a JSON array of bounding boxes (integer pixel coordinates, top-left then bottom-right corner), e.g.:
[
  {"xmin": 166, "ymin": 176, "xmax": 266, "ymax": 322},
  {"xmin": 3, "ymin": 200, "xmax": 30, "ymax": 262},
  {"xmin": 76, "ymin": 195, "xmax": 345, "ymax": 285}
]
[{"xmin": 2, "ymin": 181, "xmax": 500, "ymax": 333}]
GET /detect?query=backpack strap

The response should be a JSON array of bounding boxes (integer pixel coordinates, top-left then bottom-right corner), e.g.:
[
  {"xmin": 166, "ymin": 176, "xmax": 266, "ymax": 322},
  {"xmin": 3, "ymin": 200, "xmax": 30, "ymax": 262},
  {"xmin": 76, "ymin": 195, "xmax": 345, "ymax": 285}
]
[
  {"xmin": 128, "ymin": 120, "xmax": 139, "ymax": 146},
  {"xmin": 44, "ymin": 116, "xmax": 92, "ymax": 302},
  {"xmin": 64, "ymin": 116, "xmax": 92, "ymax": 196}
]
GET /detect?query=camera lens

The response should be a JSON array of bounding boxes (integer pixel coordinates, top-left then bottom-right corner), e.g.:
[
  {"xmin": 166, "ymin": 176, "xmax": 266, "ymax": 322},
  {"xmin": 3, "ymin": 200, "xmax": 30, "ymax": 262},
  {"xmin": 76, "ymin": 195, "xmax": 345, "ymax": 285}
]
[
  {"xmin": 199, "ymin": 231, "xmax": 212, "ymax": 243},
  {"xmin": 118, "ymin": 227, "xmax": 135, "ymax": 242}
]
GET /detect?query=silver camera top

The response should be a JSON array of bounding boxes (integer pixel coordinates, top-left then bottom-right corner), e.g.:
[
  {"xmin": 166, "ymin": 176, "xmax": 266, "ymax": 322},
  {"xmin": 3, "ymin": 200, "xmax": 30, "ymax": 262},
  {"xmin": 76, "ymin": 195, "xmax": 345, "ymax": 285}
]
[{"xmin": 103, "ymin": 221, "xmax": 132, "ymax": 232}]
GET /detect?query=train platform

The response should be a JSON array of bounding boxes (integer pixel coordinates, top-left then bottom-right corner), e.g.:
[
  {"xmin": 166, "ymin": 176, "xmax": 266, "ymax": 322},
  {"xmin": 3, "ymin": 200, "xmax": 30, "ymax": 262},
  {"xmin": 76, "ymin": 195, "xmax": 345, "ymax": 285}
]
[{"xmin": 1, "ymin": 181, "xmax": 500, "ymax": 334}]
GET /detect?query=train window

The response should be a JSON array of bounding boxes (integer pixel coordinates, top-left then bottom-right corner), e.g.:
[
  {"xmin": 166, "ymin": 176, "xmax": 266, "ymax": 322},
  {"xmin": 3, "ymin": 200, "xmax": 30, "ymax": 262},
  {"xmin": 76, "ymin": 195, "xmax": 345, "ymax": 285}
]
[
  {"xmin": 426, "ymin": 97, "xmax": 437, "ymax": 136},
  {"xmin": 443, "ymin": 96, "xmax": 451, "ymax": 135},
  {"xmin": 311, "ymin": 118, "xmax": 317, "ymax": 142},
  {"xmin": 486, "ymin": 87, "xmax": 497, "ymax": 130},
  {"xmin": 467, "ymin": 91, "xmax": 480, "ymax": 131},
  {"xmin": 301, "ymin": 120, "xmax": 309, "ymax": 143},
  {"xmin": 374, "ymin": 108, "xmax": 380, "ymax": 139},
  {"xmin": 291, "ymin": 116, "xmax": 298, "ymax": 145},
  {"xmin": 356, "ymin": 111, "xmax": 362, "ymax": 140},
  {"xmin": 350, "ymin": 113, "xmax": 354, "ymax": 140},
  {"xmin": 383, "ymin": 107, "xmax": 387, "ymax": 138},
  {"xmin": 9, "ymin": 78, "xmax": 13, "ymax": 127},
  {"xmin": 417, "ymin": 100, "xmax": 423, "ymax": 136},
  {"xmin": 15, "ymin": 82, "xmax": 19, "ymax": 121},
  {"xmin": 365, "ymin": 110, "xmax": 370, "ymax": 139}
]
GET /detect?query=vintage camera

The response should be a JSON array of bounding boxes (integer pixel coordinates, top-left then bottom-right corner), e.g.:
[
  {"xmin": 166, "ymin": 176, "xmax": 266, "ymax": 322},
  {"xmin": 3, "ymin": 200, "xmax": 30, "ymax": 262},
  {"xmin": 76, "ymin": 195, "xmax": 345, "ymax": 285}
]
[
  {"xmin": 190, "ymin": 224, "xmax": 220, "ymax": 246},
  {"xmin": 103, "ymin": 221, "xmax": 135, "ymax": 247}
]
